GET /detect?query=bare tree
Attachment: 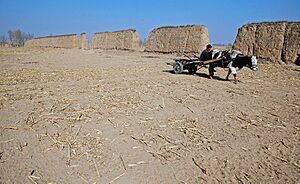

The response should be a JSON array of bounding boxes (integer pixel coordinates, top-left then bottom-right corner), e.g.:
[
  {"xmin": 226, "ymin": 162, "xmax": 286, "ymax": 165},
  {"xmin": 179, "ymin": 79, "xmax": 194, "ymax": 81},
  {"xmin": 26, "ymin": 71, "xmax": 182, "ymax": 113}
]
[
  {"xmin": 8, "ymin": 30, "xmax": 13, "ymax": 44},
  {"xmin": 0, "ymin": 35, "xmax": 7, "ymax": 46},
  {"xmin": 6, "ymin": 29, "xmax": 34, "ymax": 46},
  {"xmin": 15, "ymin": 29, "xmax": 22, "ymax": 46}
]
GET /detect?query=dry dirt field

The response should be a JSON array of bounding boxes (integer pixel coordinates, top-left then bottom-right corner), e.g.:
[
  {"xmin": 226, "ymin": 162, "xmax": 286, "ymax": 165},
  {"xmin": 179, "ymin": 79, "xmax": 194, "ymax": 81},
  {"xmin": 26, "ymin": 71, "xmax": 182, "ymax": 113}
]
[{"xmin": 0, "ymin": 47, "xmax": 299, "ymax": 183}]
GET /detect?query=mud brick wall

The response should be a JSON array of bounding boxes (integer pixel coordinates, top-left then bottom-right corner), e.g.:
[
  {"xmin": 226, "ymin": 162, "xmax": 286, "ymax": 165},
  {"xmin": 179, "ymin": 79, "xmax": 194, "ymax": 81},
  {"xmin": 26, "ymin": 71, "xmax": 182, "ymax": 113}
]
[
  {"xmin": 79, "ymin": 33, "xmax": 89, "ymax": 49},
  {"xmin": 91, "ymin": 29, "xmax": 140, "ymax": 50},
  {"xmin": 233, "ymin": 21, "xmax": 300, "ymax": 64},
  {"xmin": 145, "ymin": 25, "xmax": 210, "ymax": 54},
  {"xmin": 25, "ymin": 34, "xmax": 79, "ymax": 48}
]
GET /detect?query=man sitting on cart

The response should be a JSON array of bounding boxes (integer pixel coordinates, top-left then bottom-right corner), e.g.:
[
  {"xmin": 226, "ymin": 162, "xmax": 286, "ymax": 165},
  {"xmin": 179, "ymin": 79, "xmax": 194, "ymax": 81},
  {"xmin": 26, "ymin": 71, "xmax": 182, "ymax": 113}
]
[
  {"xmin": 200, "ymin": 44, "xmax": 213, "ymax": 61},
  {"xmin": 200, "ymin": 44, "xmax": 217, "ymax": 76}
]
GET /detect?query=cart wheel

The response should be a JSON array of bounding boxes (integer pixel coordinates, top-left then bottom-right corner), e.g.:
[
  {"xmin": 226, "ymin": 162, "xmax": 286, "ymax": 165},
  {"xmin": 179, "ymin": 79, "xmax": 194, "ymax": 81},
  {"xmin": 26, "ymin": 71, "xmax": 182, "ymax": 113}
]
[
  {"xmin": 188, "ymin": 66, "xmax": 197, "ymax": 74},
  {"xmin": 173, "ymin": 62, "xmax": 183, "ymax": 74}
]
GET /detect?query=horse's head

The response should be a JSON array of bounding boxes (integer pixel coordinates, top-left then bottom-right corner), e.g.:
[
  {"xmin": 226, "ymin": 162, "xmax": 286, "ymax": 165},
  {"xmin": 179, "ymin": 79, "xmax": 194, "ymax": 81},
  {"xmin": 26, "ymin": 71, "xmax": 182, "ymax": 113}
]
[
  {"xmin": 250, "ymin": 56, "xmax": 258, "ymax": 71},
  {"xmin": 230, "ymin": 50, "xmax": 258, "ymax": 70}
]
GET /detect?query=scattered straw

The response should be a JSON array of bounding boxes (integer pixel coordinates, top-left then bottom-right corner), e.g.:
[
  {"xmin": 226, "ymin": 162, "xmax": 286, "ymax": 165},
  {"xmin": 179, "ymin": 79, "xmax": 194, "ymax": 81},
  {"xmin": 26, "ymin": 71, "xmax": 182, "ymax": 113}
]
[{"xmin": 109, "ymin": 172, "xmax": 125, "ymax": 184}]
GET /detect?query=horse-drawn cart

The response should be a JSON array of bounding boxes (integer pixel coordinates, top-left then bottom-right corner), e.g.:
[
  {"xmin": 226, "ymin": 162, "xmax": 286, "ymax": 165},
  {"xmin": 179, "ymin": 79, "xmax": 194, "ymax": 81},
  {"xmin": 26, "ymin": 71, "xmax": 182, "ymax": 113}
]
[
  {"xmin": 167, "ymin": 56, "xmax": 223, "ymax": 74},
  {"xmin": 166, "ymin": 50, "xmax": 258, "ymax": 84}
]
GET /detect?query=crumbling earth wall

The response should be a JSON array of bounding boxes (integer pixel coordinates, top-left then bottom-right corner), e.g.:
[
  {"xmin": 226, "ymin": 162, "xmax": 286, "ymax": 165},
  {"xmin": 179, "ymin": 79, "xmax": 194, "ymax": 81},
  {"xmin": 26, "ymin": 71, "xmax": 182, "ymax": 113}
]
[
  {"xmin": 25, "ymin": 34, "xmax": 79, "ymax": 48},
  {"xmin": 91, "ymin": 29, "xmax": 140, "ymax": 50},
  {"xmin": 144, "ymin": 25, "xmax": 210, "ymax": 53},
  {"xmin": 233, "ymin": 21, "xmax": 300, "ymax": 64},
  {"xmin": 79, "ymin": 33, "xmax": 89, "ymax": 50}
]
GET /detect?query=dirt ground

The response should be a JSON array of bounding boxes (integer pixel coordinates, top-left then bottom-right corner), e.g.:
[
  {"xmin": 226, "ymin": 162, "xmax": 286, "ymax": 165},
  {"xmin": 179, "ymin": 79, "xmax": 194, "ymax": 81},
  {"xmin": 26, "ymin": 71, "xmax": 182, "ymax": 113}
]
[{"xmin": 0, "ymin": 47, "xmax": 299, "ymax": 184}]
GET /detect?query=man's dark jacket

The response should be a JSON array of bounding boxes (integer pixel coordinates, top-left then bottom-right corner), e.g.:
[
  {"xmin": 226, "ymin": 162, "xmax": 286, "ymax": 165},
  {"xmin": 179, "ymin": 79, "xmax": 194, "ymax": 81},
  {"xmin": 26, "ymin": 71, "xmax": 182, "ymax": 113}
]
[{"xmin": 200, "ymin": 49, "xmax": 212, "ymax": 61}]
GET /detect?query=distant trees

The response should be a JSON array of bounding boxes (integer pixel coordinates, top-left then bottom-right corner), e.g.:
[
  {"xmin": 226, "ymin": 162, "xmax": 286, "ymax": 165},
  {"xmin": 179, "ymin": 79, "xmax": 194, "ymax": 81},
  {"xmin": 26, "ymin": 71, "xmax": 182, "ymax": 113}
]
[
  {"xmin": 0, "ymin": 35, "xmax": 7, "ymax": 46},
  {"xmin": 0, "ymin": 29, "xmax": 34, "ymax": 47}
]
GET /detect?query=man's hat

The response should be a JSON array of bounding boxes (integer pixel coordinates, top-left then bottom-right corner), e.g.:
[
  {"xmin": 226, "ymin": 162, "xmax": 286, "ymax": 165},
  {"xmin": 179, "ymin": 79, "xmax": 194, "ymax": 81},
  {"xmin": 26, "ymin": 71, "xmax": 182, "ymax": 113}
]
[{"xmin": 206, "ymin": 44, "xmax": 212, "ymax": 49}]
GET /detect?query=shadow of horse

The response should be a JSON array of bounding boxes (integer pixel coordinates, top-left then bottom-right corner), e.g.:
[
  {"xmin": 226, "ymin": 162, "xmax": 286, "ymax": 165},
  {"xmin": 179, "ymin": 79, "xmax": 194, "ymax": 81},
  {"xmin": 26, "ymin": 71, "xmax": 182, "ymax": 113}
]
[
  {"xmin": 162, "ymin": 70, "xmax": 228, "ymax": 81},
  {"xmin": 195, "ymin": 73, "xmax": 227, "ymax": 81}
]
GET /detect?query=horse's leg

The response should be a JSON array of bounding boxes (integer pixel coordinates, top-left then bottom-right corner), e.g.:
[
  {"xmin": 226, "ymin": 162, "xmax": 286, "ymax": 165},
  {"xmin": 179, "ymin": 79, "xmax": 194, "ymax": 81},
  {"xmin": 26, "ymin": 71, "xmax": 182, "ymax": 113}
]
[{"xmin": 233, "ymin": 74, "xmax": 237, "ymax": 84}]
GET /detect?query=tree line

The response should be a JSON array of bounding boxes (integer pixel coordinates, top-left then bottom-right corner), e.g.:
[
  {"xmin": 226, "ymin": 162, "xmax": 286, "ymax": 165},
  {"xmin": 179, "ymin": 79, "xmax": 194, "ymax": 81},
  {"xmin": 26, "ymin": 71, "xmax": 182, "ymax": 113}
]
[{"xmin": 0, "ymin": 29, "xmax": 34, "ymax": 47}]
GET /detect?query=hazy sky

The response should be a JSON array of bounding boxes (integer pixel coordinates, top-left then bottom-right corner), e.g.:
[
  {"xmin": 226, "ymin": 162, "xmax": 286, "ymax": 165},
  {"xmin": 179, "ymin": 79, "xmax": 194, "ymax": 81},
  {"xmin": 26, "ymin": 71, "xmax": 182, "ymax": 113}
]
[{"xmin": 0, "ymin": 0, "xmax": 299, "ymax": 44}]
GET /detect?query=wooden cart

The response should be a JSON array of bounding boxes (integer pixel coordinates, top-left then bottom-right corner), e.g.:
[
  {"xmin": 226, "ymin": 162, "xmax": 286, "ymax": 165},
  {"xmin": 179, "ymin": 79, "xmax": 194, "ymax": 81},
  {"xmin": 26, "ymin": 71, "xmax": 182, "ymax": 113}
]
[{"xmin": 167, "ymin": 56, "xmax": 224, "ymax": 74}]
